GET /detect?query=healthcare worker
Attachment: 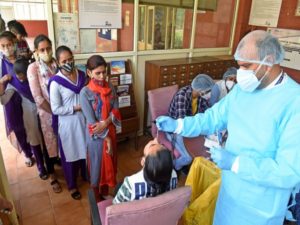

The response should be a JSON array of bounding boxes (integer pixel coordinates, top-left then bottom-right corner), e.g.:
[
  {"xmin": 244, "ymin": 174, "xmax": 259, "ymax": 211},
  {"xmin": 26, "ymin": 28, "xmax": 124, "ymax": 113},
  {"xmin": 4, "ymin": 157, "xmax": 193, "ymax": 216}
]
[
  {"xmin": 155, "ymin": 30, "xmax": 300, "ymax": 225},
  {"xmin": 210, "ymin": 67, "xmax": 237, "ymax": 106}
]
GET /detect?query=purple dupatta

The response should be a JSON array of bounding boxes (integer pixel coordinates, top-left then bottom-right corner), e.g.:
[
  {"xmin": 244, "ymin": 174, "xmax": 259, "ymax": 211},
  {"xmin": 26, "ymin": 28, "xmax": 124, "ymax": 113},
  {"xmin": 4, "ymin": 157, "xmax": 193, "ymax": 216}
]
[
  {"xmin": 0, "ymin": 57, "xmax": 24, "ymax": 134},
  {"xmin": 9, "ymin": 75, "xmax": 35, "ymax": 103},
  {"xmin": 48, "ymin": 70, "xmax": 86, "ymax": 134}
]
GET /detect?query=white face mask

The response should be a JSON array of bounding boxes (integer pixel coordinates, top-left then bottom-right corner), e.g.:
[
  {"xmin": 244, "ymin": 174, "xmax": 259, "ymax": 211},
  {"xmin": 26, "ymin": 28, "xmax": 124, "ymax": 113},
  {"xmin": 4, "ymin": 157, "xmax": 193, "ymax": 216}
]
[
  {"xmin": 1, "ymin": 46, "xmax": 15, "ymax": 57},
  {"xmin": 237, "ymin": 64, "xmax": 270, "ymax": 92},
  {"xmin": 202, "ymin": 92, "xmax": 211, "ymax": 100},
  {"xmin": 236, "ymin": 56, "xmax": 271, "ymax": 92},
  {"xmin": 225, "ymin": 80, "xmax": 235, "ymax": 90},
  {"xmin": 236, "ymin": 69, "xmax": 260, "ymax": 92}
]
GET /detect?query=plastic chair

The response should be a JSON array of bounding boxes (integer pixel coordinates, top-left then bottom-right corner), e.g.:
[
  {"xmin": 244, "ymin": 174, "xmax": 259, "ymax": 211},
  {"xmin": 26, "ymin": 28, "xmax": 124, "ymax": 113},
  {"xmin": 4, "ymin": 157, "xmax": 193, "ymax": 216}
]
[{"xmin": 88, "ymin": 186, "xmax": 191, "ymax": 225}]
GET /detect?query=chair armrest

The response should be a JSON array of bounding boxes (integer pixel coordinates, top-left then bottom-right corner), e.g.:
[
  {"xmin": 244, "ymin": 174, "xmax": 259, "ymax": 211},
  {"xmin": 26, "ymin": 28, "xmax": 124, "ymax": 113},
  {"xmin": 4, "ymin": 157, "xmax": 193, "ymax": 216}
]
[{"xmin": 88, "ymin": 189, "xmax": 102, "ymax": 225}]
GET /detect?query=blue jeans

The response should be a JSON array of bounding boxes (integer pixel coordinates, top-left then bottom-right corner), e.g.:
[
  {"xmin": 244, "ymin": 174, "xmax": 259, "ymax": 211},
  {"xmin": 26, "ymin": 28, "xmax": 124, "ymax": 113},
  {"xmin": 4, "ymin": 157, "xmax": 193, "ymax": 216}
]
[{"xmin": 166, "ymin": 133, "xmax": 192, "ymax": 170}]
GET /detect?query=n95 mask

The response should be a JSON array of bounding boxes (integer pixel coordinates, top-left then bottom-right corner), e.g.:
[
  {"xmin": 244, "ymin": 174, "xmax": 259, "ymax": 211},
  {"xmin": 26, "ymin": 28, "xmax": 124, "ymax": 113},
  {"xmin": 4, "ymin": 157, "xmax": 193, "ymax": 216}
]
[
  {"xmin": 202, "ymin": 92, "xmax": 211, "ymax": 100},
  {"xmin": 236, "ymin": 56, "xmax": 271, "ymax": 92},
  {"xmin": 236, "ymin": 69, "xmax": 260, "ymax": 92}
]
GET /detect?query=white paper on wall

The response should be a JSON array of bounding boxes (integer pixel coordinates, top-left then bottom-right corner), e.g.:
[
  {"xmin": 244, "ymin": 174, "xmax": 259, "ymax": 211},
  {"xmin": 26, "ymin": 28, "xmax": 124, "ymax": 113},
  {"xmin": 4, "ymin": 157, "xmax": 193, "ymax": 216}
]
[{"xmin": 249, "ymin": 0, "xmax": 282, "ymax": 27}]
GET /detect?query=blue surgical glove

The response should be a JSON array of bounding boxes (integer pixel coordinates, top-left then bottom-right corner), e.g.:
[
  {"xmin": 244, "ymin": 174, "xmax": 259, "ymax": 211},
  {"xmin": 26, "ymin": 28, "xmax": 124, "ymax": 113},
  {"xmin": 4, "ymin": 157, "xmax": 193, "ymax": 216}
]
[
  {"xmin": 209, "ymin": 147, "xmax": 236, "ymax": 170},
  {"xmin": 155, "ymin": 116, "xmax": 178, "ymax": 133}
]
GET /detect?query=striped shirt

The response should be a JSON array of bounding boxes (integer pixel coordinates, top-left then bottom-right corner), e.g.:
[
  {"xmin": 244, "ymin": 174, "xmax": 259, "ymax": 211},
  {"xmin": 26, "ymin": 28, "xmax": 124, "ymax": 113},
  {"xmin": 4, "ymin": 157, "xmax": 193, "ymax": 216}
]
[{"xmin": 113, "ymin": 169, "xmax": 178, "ymax": 204}]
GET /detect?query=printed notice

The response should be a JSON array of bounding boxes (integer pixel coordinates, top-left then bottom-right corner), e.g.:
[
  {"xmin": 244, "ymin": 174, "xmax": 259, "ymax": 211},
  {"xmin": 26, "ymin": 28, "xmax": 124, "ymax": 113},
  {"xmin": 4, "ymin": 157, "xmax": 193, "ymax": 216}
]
[
  {"xmin": 268, "ymin": 28, "xmax": 300, "ymax": 70},
  {"xmin": 78, "ymin": 0, "xmax": 122, "ymax": 28},
  {"xmin": 54, "ymin": 13, "xmax": 80, "ymax": 53},
  {"xmin": 249, "ymin": 0, "xmax": 282, "ymax": 27}
]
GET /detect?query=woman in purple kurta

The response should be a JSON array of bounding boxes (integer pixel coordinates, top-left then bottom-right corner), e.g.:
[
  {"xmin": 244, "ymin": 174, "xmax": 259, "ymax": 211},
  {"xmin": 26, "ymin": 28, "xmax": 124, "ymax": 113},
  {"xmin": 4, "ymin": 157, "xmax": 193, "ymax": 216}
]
[
  {"xmin": 0, "ymin": 31, "xmax": 33, "ymax": 166},
  {"xmin": 0, "ymin": 58, "xmax": 49, "ymax": 180},
  {"xmin": 49, "ymin": 46, "xmax": 87, "ymax": 200}
]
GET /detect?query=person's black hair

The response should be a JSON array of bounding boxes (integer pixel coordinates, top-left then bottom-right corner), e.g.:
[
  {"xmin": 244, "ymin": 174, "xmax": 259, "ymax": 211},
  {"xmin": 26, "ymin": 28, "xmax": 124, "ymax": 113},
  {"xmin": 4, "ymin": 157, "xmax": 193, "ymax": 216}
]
[
  {"xmin": 0, "ymin": 31, "xmax": 16, "ymax": 42},
  {"xmin": 10, "ymin": 21, "xmax": 27, "ymax": 37},
  {"xmin": 7, "ymin": 20, "xmax": 17, "ymax": 31},
  {"xmin": 55, "ymin": 45, "xmax": 73, "ymax": 62},
  {"xmin": 143, "ymin": 148, "xmax": 173, "ymax": 197},
  {"xmin": 14, "ymin": 58, "xmax": 29, "ymax": 76},
  {"xmin": 86, "ymin": 55, "xmax": 107, "ymax": 71},
  {"xmin": 34, "ymin": 34, "xmax": 52, "ymax": 50}
]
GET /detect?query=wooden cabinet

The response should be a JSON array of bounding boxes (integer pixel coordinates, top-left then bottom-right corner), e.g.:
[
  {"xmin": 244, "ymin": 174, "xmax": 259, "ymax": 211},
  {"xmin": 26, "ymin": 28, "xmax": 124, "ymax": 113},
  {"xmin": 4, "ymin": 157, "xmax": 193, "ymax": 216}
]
[
  {"xmin": 107, "ymin": 60, "xmax": 139, "ymax": 148},
  {"xmin": 144, "ymin": 55, "xmax": 237, "ymax": 132}
]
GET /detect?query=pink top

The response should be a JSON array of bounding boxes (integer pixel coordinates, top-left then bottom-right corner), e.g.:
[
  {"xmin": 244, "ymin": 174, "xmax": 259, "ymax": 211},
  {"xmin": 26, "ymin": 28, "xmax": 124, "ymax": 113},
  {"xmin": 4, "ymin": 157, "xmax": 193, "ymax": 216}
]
[{"xmin": 27, "ymin": 59, "xmax": 58, "ymax": 157}]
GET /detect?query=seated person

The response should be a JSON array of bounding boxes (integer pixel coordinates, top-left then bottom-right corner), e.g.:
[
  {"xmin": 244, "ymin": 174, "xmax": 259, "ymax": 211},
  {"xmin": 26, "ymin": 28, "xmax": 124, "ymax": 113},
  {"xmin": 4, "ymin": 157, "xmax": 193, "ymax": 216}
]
[
  {"xmin": 113, "ymin": 138, "xmax": 177, "ymax": 204},
  {"xmin": 210, "ymin": 67, "xmax": 237, "ymax": 106},
  {"xmin": 166, "ymin": 74, "xmax": 215, "ymax": 171}
]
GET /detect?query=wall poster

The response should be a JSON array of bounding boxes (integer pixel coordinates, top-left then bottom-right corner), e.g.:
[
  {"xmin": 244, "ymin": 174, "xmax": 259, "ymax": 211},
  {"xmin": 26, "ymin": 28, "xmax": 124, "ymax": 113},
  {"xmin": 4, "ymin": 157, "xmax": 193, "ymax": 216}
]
[
  {"xmin": 268, "ymin": 28, "xmax": 300, "ymax": 70},
  {"xmin": 54, "ymin": 13, "xmax": 80, "ymax": 53},
  {"xmin": 78, "ymin": 0, "xmax": 122, "ymax": 28},
  {"xmin": 249, "ymin": 0, "xmax": 282, "ymax": 27}
]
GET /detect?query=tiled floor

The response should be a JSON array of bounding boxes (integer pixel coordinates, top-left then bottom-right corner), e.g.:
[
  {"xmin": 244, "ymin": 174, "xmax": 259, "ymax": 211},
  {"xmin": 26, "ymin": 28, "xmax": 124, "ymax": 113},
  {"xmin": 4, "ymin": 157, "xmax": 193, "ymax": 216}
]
[{"xmin": 0, "ymin": 107, "xmax": 186, "ymax": 225}]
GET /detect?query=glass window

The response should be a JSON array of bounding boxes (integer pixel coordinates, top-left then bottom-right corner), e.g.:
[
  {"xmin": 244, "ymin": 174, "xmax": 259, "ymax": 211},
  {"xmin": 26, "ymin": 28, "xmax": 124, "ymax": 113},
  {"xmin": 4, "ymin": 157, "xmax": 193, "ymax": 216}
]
[
  {"xmin": 0, "ymin": 0, "xmax": 47, "ymax": 21},
  {"xmin": 52, "ymin": 0, "xmax": 134, "ymax": 53},
  {"xmin": 194, "ymin": 0, "xmax": 236, "ymax": 48},
  {"xmin": 138, "ymin": 4, "xmax": 193, "ymax": 51}
]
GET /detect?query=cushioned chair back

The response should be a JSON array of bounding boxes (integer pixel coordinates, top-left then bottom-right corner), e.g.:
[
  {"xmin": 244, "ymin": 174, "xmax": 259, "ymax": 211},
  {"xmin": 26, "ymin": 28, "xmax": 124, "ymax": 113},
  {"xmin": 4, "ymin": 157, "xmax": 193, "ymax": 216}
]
[
  {"xmin": 103, "ymin": 186, "xmax": 191, "ymax": 225},
  {"xmin": 148, "ymin": 85, "xmax": 178, "ymax": 137}
]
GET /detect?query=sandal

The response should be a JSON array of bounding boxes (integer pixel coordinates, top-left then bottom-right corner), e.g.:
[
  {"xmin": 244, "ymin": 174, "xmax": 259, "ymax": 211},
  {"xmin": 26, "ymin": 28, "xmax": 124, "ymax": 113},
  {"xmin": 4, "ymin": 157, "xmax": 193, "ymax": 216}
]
[
  {"xmin": 71, "ymin": 190, "xmax": 81, "ymax": 200},
  {"xmin": 50, "ymin": 179, "xmax": 62, "ymax": 193},
  {"xmin": 25, "ymin": 157, "xmax": 34, "ymax": 167},
  {"xmin": 39, "ymin": 172, "xmax": 49, "ymax": 180}
]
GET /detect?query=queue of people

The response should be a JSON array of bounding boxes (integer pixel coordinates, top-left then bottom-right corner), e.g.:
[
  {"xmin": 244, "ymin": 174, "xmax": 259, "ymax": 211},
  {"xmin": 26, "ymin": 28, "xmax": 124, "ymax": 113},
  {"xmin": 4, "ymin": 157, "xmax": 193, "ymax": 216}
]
[
  {"xmin": 0, "ymin": 21, "xmax": 121, "ymax": 200},
  {"xmin": 0, "ymin": 21, "xmax": 177, "ymax": 206}
]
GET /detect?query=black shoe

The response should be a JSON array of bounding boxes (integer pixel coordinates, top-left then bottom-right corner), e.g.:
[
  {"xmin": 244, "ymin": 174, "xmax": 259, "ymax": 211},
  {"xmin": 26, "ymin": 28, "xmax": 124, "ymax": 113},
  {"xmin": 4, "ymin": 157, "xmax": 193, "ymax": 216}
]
[
  {"xmin": 71, "ymin": 190, "xmax": 81, "ymax": 200},
  {"xmin": 39, "ymin": 172, "xmax": 49, "ymax": 180},
  {"xmin": 54, "ymin": 157, "xmax": 62, "ymax": 166}
]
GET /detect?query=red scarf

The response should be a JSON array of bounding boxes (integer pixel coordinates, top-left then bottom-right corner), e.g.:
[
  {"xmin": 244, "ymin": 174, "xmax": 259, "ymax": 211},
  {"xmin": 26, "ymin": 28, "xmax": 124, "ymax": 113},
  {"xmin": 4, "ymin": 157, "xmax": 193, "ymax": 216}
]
[{"xmin": 87, "ymin": 79, "xmax": 120, "ymax": 188}]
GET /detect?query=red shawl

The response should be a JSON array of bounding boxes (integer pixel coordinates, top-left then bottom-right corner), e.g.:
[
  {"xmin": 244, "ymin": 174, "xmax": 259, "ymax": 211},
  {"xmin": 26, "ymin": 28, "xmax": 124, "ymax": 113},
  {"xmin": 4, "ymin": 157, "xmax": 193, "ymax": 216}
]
[{"xmin": 87, "ymin": 79, "xmax": 121, "ymax": 188}]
